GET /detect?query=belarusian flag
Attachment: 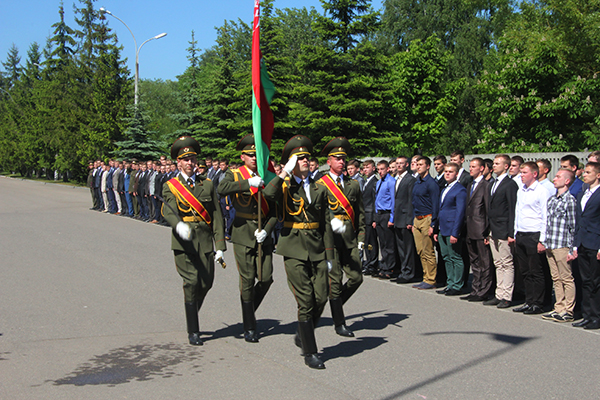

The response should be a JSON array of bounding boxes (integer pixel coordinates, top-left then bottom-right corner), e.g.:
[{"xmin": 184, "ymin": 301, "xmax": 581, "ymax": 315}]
[{"xmin": 252, "ymin": 0, "xmax": 276, "ymax": 183}]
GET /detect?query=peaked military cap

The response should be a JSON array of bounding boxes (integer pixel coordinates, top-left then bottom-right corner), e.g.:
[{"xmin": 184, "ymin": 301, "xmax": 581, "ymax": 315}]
[
  {"xmin": 171, "ymin": 136, "xmax": 201, "ymax": 160},
  {"xmin": 281, "ymin": 135, "xmax": 313, "ymax": 163},
  {"xmin": 198, "ymin": 159, "xmax": 207, "ymax": 168},
  {"xmin": 321, "ymin": 136, "xmax": 350, "ymax": 157},
  {"xmin": 131, "ymin": 159, "xmax": 139, "ymax": 165},
  {"xmin": 237, "ymin": 134, "xmax": 257, "ymax": 155}
]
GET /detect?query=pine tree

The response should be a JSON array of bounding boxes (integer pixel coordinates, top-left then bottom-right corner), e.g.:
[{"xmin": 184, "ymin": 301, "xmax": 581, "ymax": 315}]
[{"xmin": 114, "ymin": 104, "xmax": 163, "ymax": 161}]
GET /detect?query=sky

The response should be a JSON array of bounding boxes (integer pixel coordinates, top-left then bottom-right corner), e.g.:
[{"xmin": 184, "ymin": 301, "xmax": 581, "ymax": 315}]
[{"xmin": 1, "ymin": 0, "xmax": 384, "ymax": 82}]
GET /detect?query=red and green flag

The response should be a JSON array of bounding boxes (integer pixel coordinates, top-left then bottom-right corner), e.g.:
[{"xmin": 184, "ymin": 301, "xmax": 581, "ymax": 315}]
[{"xmin": 252, "ymin": 0, "xmax": 276, "ymax": 183}]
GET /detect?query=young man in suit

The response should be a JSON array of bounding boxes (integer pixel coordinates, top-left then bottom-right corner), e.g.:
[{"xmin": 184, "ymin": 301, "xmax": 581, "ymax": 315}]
[
  {"xmin": 486, "ymin": 154, "xmax": 518, "ymax": 308},
  {"xmin": 162, "ymin": 136, "xmax": 227, "ymax": 346},
  {"xmin": 393, "ymin": 156, "xmax": 418, "ymax": 283},
  {"xmin": 434, "ymin": 163, "xmax": 468, "ymax": 296},
  {"xmin": 373, "ymin": 160, "xmax": 396, "ymax": 279},
  {"xmin": 317, "ymin": 137, "xmax": 365, "ymax": 338},
  {"xmin": 450, "ymin": 150, "xmax": 473, "ymax": 188},
  {"xmin": 461, "ymin": 157, "xmax": 492, "ymax": 302},
  {"xmin": 568, "ymin": 162, "xmax": 600, "ymax": 329},
  {"xmin": 560, "ymin": 155, "xmax": 584, "ymax": 197},
  {"xmin": 361, "ymin": 159, "xmax": 379, "ymax": 276}
]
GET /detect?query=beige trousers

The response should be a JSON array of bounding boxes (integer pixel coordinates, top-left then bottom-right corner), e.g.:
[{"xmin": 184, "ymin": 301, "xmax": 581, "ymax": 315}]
[
  {"xmin": 413, "ymin": 216, "xmax": 436, "ymax": 285},
  {"xmin": 546, "ymin": 247, "xmax": 575, "ymax": 314},
  {"xmin": 489, "ymin": 236, "xmax": 514, "ymax": 301}
]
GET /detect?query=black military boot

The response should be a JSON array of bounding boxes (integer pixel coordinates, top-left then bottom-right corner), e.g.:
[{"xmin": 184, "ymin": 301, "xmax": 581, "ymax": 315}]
[
  {"xmin": 242, "ymin": 301, "xmax": 259, "ymax": 343},
  {"xmin": 185, "ymin": 302, "xmax": 203, "ymax": 346},
  {"xmin": 330, "ymin": 297, "xmax": 354, "ymax": 337},
  {"xmin": 294, "ymin": 311, "xmax": 321, "ymax": 349},
  {"xmin": 297, "ymin": 319, "xmax": 325, "ymax": 369}
]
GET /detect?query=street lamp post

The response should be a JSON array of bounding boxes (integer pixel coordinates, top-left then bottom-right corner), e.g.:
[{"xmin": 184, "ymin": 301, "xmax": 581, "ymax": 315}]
[{"xmin": 99, "ymin": 7, "xmax": 166, "ymax": 106}]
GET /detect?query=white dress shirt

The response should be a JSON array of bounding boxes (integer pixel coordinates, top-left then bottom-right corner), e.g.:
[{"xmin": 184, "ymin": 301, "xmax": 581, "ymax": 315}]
[{"xmin": 515, "ymin": 180, "xmax": 548, "ymax": 242}]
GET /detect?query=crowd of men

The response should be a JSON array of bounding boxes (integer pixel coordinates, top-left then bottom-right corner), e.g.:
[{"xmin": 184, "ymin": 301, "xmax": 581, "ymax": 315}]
[
  {"xmin": 358, "ymin": 150, "xmax": 600, "ymax": 331},
  {"xmin": 86, "ymin": 143, "xmax": 600, "ymax": 369}
]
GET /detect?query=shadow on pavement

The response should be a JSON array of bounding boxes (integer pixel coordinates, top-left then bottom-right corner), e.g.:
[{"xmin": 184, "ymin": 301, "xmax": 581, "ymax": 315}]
[
  {"xmin": 379, "ymin": 331, "xmax": 537, "ymax": 400},
  {"xmin": 49, "ymin": 342, "xmax": 202, "ymax": 387}
]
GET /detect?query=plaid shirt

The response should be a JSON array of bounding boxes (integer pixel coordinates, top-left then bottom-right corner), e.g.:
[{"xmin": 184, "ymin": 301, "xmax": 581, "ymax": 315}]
[{"xmin": 543, "ymin": 190, "xmax": 576, "ymax": 250}]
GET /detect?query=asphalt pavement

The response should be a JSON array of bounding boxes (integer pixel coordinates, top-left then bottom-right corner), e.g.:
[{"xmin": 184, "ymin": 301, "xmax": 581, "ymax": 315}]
[{"xmin": 1, "ymin": 176, "xmax": 598, "ymax": 400}]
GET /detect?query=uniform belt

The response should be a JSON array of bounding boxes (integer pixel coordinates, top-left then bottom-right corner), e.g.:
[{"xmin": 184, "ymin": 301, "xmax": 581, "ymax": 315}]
[
  {"xmin": 334, "ymin": 214, "xmax": 351, "ymax": 221},
  {"xmin": 283, "ymin": 221, "xmax": 319, "ymax": 229},
  {"xmin": 377, "ymin": 210, "xmax": 391, "ymax": 214},
  {"xmin": 182, "ymin": 216, "xmax": 204, "ymax": 223},
  {"xmin": 235, "ymin": 212, "xmax": 260, "ymax": 220},
  {"xmin": 416, "ymin": 214, "xmax": 432, "ymax": 220}
]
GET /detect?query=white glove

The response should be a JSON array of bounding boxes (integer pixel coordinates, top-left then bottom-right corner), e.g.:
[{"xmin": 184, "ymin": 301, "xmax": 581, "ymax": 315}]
[
  {"xmin": 326, "ymin": 260, "xmax": 333, "ymax": 272},
  {"xmin": 283, "ymin": 154, "xmax": 298, "ymax": 175},
  {"xmin": 331, "ymin": 217, "xmax": 347, "ymax": 234},
  {"xmin": 175, "ymin": 221, "xmax": 192, "ymax": 241},
  {"xmin": 215, "ymin": 250, "xmax": 224, "ymax": 263},
  {"xmin": 248, "ymin": 176, "xmax": 264, "ymax": 188},
  {"xmin": 358, "ymin": 242, "xmax": 364, "ymax": 251},
  {"xmin": 254, "ymin": 229, "xmax": 268, "ymax": 243}
]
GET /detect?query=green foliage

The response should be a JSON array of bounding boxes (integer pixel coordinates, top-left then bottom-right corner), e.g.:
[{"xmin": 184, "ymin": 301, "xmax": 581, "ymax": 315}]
[{"xmin": 114, "ymin": 105, "xmax": 163, "ymax": 161}]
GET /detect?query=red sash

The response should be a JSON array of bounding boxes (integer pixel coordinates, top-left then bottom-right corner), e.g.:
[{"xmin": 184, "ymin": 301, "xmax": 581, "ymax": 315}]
[
  {"xmin": 237, "ymin": 166, "xmax": 269, "ymax": 217},
  {"xmin": 166, "ymin": 177, "xmax": 212, "ymax": 225},
  {"xmin": 320, "ymin": 174, "xmax": 355, "ymax": 229}
]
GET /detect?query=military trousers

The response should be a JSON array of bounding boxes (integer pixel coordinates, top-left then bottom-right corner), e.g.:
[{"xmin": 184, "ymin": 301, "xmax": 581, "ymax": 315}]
[
  {"xmin": 234, "ymin": 243, "xmax": 273, "ymax": 302},
  {"xmin": 329, "ymin": 235, "xmax": 363, "ymax": 299},
  {"xmin": 284, "ymin": 257, "xmax": 328, "ymax": 322},
  {"xmin": 174, "ymin": 250, "xmax": 215, "ymax": 305}
]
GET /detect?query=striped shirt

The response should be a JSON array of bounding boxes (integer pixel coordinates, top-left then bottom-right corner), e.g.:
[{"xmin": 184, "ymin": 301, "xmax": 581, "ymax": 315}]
[{"xmin": 543, "ymin": 190, "xmax": 576, "ymax": 250}]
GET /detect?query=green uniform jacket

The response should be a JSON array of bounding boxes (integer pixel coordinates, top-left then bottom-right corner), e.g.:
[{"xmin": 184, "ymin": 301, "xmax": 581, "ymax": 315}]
[
  {"xmin": 162, "ymin": 174, "xmax": 227, "ymax": 254},
  {"xmin": 263, "ymin": 175, "xmax": 334, "ymax": 262},
  {"xmin": 317, "ymin": 174, "xmax": 366, "ymax": 249},
  {"xmin": 217, "ymin": 168, "xmax": 277, "ymax": 247},
  {"xmin": 128, "ymin": 169, "xmax": 137, "ymax": 192}
]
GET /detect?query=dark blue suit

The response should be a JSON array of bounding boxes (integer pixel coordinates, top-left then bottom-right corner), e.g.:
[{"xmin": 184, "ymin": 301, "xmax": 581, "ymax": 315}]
[
  {"xmin": 436, "ymin": 182, "xmax": 467, "ymax": 291},
  {"xmin": 106, "ymin": 167, "xmax": 116, "ymax": 213},
  {"xmin": 575, "ymin": 188, "xmax": 600, "ymax": 322}
]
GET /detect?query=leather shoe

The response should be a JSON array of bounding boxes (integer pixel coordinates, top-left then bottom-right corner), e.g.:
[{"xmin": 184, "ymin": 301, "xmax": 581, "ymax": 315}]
[
  {"xmin": 244, "ymin": 330, "xmax": 259, "ymax": 343},
  {"xmin": 304, "ymin": 353, "xmax": 325, "ymax": 369},
  {"xmin": 583, "ymin": 319, "xmax": 600, "ymax": 330},
  {"xmin": 436, "ymin": 288, "xmax": 448, "ymax": 294},
  {"xmin": 513, "ymin": 304, "xmax": 531, "ymax": 313},
  {"xmin": 445, "ymin": 288, "xmax": 462, "ymax": 296},
  {"xmin": 378, "ymin": 272, "xmax": 393, "ymax": 279},
  {"xmin": 497, "ymin": 300, "xmax": 511, "ymax": 308},
  {"xmin": 335, "ymin": 324, "xmax": 355, "ymax": 337},
  {"xmin": 483, "ymin": 297, "xmax": 501, "ymax": 306},
  {"xmin": 523, "ymin": 305, "xmax": 543, "ymax": 314},
  {"xmin": 572, "ymin": 319, "xmax": 591, "ymax": 328},
  {"xmin": 393, "ymin": 277, "xmax": 410, "ymax": 284},
  {"xmin": 460, "ymin": 294, "xmax": 475, "ymax": 301},
  {"xmin": 468, "ymin": 295, "xmax": 485, "ymax": 302},
  {"xmin": 188, "ymin": 332, "xmax": 203, "ymax": 346}
]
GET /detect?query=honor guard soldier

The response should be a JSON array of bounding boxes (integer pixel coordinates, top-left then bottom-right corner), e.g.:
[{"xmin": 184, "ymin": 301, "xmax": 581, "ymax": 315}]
[
  {"xmin": 162, "ymin": 136, "xmax": 227, "ymax": 346},
  {"xmin": 263, "ymin": 135, "xmax": 335, "ymax": 370},
  {"xmin": 217, "ymin": 134, "xmax": 277, "ymax": 343},
  {"xmin": 317, "ymin": 137, "xmax": 365, "ymax": 337}
]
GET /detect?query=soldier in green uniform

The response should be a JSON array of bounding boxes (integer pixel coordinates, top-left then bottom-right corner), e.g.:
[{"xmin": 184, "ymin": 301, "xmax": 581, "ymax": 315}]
[
  {"xmin": 317, "ymin": 137, "xmax": 365, "ymax": 337},
  {"xmin": 262, "ymin": 135, "xmax": 334, "ymax": 370},
  {"xmin": 217, "ymin": 134, "xmax": 277, "ymax": 343},
  {"xmin": 128, "ymin": 159, "xmax": 139, "ymax": 218},
  {"xmin": 162, "ymin": 136, "xmax": 227, "ymax": 346}
]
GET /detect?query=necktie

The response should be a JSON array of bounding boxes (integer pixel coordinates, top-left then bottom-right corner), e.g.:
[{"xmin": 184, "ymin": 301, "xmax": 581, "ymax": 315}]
[
  {"xmin": 336, "ymin": 176, "xmax": 342, "ymax": 187},
  {"xmin": 187, "ymin": 178, "xmax": 194, "ymax": 189},
  {"xmin": 470, "ymin": 183, "xmax": 476, "ymax": 196}
]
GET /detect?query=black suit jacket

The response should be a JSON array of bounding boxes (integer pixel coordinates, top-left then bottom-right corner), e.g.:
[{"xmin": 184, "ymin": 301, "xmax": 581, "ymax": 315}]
[
  {"xmin": 458, "ymin": 169, "xmax": 473, "ymax": 188},
  {"xmin": 435, "ymin": 174, "xmax": 446, "ymax": 190},
  {"xmin": 488, "ymin": 175, "xmax": 518, "ymax": 240},
  {"xmin": 465, "ymin": 178, "xmax": 490, "ymax": 240},
  {"xmin": 363, "ymin": 175, "xmax": 378, "ymax": 224},
  {"xmin": 394, "ymin": 173, "xmax": 416, "ymax": 228},
  {"xmin": 575, "ymin": 188, "xmax": 600, "ymax": 251}
]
